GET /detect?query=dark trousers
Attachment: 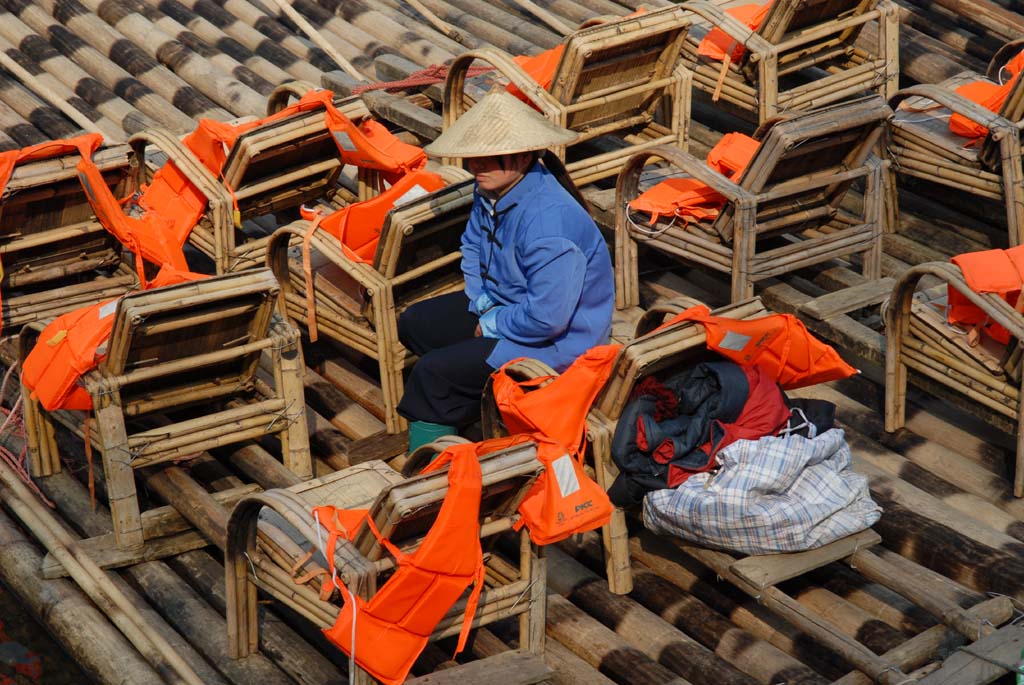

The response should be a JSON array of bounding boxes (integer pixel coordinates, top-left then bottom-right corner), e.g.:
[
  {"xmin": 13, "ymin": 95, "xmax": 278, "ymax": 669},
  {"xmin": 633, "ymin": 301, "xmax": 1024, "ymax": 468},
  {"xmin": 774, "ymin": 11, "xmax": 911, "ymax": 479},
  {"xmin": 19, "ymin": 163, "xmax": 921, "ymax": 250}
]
[{"xmin": 396, "ymin": 292, "xmax": 497, "ymax": 426}]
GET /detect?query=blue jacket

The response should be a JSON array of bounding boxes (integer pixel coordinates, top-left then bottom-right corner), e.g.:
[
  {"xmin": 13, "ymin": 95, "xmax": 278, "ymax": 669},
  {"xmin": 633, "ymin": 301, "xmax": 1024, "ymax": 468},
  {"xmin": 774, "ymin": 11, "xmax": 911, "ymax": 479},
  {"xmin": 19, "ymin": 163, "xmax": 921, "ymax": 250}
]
[{"xmin": 462, "ymin": 161, "xmax": 613, "ymax": 371}]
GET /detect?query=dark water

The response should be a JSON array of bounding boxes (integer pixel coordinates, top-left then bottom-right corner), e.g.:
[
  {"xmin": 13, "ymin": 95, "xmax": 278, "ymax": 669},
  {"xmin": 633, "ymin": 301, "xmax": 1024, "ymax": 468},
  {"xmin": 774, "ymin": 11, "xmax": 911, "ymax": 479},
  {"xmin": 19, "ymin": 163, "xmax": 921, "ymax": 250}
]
[{"xmin": 0, "ymin": 582, "xmax": 90, "ymax": 685}]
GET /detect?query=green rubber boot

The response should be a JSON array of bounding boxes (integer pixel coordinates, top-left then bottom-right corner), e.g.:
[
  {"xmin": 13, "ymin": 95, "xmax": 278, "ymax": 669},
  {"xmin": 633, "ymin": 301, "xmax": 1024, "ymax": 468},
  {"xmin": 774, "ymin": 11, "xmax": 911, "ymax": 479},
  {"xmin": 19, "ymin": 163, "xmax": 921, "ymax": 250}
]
[{"xmin": 407, "ymin": 421, "xmax": 456, "ymax": 454}]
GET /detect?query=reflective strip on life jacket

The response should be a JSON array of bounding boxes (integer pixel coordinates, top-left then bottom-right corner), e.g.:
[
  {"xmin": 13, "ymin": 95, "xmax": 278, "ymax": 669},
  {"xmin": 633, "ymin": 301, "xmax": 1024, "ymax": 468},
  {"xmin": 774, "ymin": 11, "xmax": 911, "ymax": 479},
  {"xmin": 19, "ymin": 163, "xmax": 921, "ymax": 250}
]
[
  {"xmin": 21, "ymin": 266, "xmax": 208, "ymax": 412},
  {"xmin": 629, "ymin": 132, "xmax": 759, "ymax": 225},
  {"xmin": 950, "ymin": 48, "xmax": 1024, "ymax": 139},
  {"xmin": 948, "ymin": 244, "xmax": 1024, "ymax": 345},
  {"xmin": 697, "ymin": 2, "xmax": 773, "ymax": 63},
  {"xmin": 660, "ymin": 304, "xmax": 858, "ymax": 389},
  {"xmin": 319, "ymin": 443, "xmax": 485, "ymax": 685}
]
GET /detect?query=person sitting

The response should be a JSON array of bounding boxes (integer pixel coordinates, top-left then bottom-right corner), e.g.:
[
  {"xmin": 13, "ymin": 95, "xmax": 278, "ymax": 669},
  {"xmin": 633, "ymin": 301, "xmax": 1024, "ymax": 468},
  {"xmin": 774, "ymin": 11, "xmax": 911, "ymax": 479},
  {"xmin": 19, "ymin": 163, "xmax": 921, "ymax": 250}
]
[{"xmin": 397, "ymin": 90, "xmax": 615, "ymax": 452}]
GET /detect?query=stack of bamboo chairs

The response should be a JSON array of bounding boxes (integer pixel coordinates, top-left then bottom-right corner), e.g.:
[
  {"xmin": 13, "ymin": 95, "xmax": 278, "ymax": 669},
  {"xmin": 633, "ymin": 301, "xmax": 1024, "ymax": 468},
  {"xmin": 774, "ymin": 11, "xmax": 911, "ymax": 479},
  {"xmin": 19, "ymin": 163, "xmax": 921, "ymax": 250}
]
[
  {"xmin": 884, "ymin": 262, "xmax": 1024, "ymax": 496},
  {"xmin": 440, "ymin": 6, "xmax": 692, "ymax": 185},
  {"xmin": 225, "ymin": 442, "xmax": 547, "ymax": 684},
  {"xmin": 19, "ymin": 268, "xmax": 312, "ymax": 554},
  {"xmin": 616, "ymin": 96, "xmax": 891, "ymax": 304},
  {"xmin": 0, "ymin": 142, "xmax": 136, "ymax": 333},
  {"xmin": 680, "ymin": 0, "xmax": 899, "ymax": 124},
  {"xmin": 481, "ymin": 296, "xmax": 770, "ymax": 594},
  {"xmin": 888, "ymin": 39, "xmax": 1024, "ymax": 245}
]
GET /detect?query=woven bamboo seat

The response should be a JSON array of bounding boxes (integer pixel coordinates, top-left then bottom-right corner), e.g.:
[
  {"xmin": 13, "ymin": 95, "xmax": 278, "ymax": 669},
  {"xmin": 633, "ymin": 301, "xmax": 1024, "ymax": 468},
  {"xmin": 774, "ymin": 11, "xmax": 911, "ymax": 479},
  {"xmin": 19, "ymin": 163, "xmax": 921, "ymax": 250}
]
[
  {"xmin": 481, "ymin": 296, "xmax": 769, "ymax": 594},
  {"xmin": 267, "ymin": 172, "xmax": 475, "ymax": 434},
  {"xmin": 0, "ymin": 142, "xmax": 136, "ymax": 334},
  {"xmin": 225, "ymin": 443, "xmax": 547, "ymax": 685},
  {"xmin": 889, "ymin": 39, "xmax": 1024, "ymax": 245},
  {"xmin": 19, "ymin": 268, "xmax": 312, "ymax": 552},
  {"xmin": 680, "ymin": 0, "xmax": 899, "ymax": 124},
  {"xmin": 439, "ymin": 6, "xmax": 691, "ymax": 186},
  {"xmin": 885, "ymin": 261, "xmax": 1024, "ymax": 495},
  {"xmin": 615, "ymin": 96, "xmax": 891, "ymax": 305}
]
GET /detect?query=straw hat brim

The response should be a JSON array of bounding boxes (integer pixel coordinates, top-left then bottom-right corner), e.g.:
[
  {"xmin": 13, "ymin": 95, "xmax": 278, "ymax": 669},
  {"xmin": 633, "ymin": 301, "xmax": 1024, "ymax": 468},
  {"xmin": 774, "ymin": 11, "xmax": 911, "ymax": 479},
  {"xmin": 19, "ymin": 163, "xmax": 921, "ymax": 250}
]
[{"xmin": 424, "ymin": 90, "xmax": 578, "ymax": 158}]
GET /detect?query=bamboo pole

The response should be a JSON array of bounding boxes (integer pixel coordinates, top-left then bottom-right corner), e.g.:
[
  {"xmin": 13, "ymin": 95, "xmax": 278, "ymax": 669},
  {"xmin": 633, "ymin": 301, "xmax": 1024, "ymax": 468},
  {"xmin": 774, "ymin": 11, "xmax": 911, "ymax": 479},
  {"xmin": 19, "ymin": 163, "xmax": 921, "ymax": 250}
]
[
  {"xmin": 0, "ymin": 461, "xmax": 207, "ymax": 685},
  {"xmin": 0, "ymin": 46, "xmax": 105, "ymax": 136},
  {"xmin": 0, "ymin": 89, "xmax": 47, "ymax": 145},
  {"xmin": 30, "ymin": 0, "xmax": 229, "ymax": 121},
  {"xmin": 0, "ymin": 70, "xmax": 81, "ymax": 140},
  {"xmin": 546, "ymin": 547, "xmax": 761, "ymax": 685},
  {"xmin": 507, "ymin": 0, "xmax": 573, "ymax": 35},
  {"xmin": 263, "ymin": 0, "xmax": 363, "ymax": 80},
  {"xmin": 0, "ymin": 507, "xmax": 166, "ymax": 684}
]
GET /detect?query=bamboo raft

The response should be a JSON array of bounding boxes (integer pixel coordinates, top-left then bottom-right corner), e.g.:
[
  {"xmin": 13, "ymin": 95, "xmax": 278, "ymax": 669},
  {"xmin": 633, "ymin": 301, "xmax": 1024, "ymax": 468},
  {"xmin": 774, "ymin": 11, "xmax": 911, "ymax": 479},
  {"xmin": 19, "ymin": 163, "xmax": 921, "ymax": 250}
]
[{"xmin": 2, "ymin": 0, "xmax": 1024, "ymax": 684}]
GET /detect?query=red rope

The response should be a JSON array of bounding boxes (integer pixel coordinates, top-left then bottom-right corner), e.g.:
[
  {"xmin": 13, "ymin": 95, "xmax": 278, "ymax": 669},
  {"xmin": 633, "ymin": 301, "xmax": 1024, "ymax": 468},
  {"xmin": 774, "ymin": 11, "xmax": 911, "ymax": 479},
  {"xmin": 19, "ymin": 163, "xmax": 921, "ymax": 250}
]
[{"xmin": 351, "ymin": 64, "xmax": 495, "ymax": 94}]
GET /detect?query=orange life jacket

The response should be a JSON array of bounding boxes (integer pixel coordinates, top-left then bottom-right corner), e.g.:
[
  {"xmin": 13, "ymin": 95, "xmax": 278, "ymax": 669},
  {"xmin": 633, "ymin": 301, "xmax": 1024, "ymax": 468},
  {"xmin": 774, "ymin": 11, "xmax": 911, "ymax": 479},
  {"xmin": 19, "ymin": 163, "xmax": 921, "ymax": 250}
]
[
  {"xmin": 21, "ymin": 265, "xmax": 208, "ymax": 411},
  {"xmin": 629, "ymin": 132, "xmax": 759, "ymax": 225},
  {"xmin": 317, "ymin": 442, "xmax": 485, "ymax": 685},
  {"xmin": 0, "ymin": 133, "xmax": 106, "ymax": 336},
  {"xmin": 76, "ymin": 142, "xmax": 205, "ymax": 274},
  {"xmin": 697, "ymin": 2, "xmax": 773, "ymax": 63},
  {"xmin": 491, "ymin": 344, "xmax": 619, "ymax": 544},
  {"xmin": 659, "ymin": 305, "xmax": 858, "ymax": 389},
  {"xmin": 950, "ymin": 49, "xmax": 1024, "ymax": 139},
  {"xmin": 947, "ymin": 244, "xmax": 1024, "ymax": 345}
]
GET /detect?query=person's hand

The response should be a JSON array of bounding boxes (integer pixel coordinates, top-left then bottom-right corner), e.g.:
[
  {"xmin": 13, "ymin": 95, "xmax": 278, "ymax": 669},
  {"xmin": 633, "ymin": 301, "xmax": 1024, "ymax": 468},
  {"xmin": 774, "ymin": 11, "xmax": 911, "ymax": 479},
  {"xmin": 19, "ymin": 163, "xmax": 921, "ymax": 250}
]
[{"xmin": 474, "ymin": 323, "xmax": 482, "ymax": 337}]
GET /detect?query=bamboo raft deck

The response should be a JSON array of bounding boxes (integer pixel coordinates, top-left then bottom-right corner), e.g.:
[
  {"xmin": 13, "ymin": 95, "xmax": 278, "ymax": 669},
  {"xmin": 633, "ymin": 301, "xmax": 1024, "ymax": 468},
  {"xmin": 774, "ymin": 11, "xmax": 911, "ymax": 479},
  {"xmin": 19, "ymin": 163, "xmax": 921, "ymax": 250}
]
[{"xmin": 1, "ymin": 0, "xmax": 1024, "ymax": 684}]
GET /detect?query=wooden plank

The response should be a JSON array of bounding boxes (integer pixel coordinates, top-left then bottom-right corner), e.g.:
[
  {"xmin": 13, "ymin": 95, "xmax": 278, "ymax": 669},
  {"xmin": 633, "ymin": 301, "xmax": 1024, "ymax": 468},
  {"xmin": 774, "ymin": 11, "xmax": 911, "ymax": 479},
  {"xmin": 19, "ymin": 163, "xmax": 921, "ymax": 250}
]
[
  {"xmin": 43, "ymin": 530, "xmax": 211, "ymax": 579},
  {"xmin": 346, "ymin": 430, "xmax": 409, "ymax": 465},
  {"xmin": 799, "ymin": 278, "xmax": 895, "ymax": 321},
  {"xmin": 918, "ymin": 623, "xmax": 1024, "ymax": 685},
  {"xmin": 405, "ymin": 651, "xmax": 551, "ymax": 685},
  {"xmin": 730, "ymin": 529, "xmax": 881, "ymax": 589}
]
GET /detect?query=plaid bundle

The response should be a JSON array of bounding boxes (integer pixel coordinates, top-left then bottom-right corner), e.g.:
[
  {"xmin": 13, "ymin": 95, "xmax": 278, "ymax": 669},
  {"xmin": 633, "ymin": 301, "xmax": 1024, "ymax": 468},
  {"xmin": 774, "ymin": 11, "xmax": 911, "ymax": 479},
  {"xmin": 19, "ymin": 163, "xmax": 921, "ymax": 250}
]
[{"xmin": 643, "ymin": 428, "xmax": 881, "ymax": 555}]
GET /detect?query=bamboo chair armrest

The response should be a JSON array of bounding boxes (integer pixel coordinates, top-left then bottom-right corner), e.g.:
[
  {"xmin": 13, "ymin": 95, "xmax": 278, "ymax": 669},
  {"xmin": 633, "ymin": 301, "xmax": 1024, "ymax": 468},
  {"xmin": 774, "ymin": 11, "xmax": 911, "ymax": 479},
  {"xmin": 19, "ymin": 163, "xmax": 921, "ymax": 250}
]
[
  {"xmin": 127, "ymin": 129, "xmax": 236, "ymax": 232},
  {"xmin": 887, "ymin": 262, "xmax": 1024, "ymax": 342},
  {"xmin": 633, "ymin": 296, "xmax": 708, "ymax": 338},
  {"xmin": 890, "ymin": 85, "xmax": 1019, "ymax": 137},
  {"xmin": 987, "ymin": 38, "xmax": 1024, "ymax": 81},
  {"xmin": 266, "ymin": 80, "xmax": 319, "ymax": 115},
  {"xmin": 616, "ymin": 144, "xmax": 751, "ymax": 210},
  {"xmin": 267, "ymin": 221, "xmax": 389, "ymax": 293},
  {"xmin": 443, "ymin": 47, "xmax": 563, "ymax": 128},
  {"xmin": 681, "ymin": 0, "xmax": 773, "ymax": 57}
]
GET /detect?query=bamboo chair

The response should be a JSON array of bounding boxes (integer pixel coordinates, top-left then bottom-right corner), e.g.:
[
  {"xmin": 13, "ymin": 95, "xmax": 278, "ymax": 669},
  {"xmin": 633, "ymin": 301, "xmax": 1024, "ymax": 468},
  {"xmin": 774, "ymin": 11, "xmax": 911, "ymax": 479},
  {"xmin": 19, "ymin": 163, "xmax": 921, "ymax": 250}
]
[
  {"xmin": 616, "ymin": 96, "xmax": 891, "ymax": 305},
  {"xmin": 266, "ymin": 173, "xmax": 475, "ymax": 434},
  {"xmin": 0, "ymin": 143, "xmax": 137, "ymax": 334},
  {"xmin": 885, "ymin": 261, "xmax": 1024, "ymax": 496},
  {"xmin": 889, "ymin": 39, "xmax": 1024, "ymax": 245},
  {"xmin": 225, "ymin": 444, "xmax": 547, "ymax": 685},
  {"xmin": 440, "ymin": 6, "xmax": 692, "ymax": 185},
  {"xmin": 481, "ymin": 296, "xmax": 769, "ymax": 595},
  {"xmin": 19, "ymin": 268, "xmax": 312, "ymax": 552},
  {"xmin": 680, "ymin": 0, "xmax": 899, "ymax": 124}
]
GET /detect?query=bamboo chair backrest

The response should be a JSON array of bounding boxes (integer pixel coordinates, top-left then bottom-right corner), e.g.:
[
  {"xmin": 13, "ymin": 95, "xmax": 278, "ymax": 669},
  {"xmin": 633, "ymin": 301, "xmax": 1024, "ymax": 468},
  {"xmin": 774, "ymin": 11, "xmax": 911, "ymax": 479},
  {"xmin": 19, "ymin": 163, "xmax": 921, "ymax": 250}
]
[
  {"xmin": 99, "ymin": 268, "xmax": 279, "ymax": 407},
  {"xmin": 370, "ymin": 179, "xmax": 475, "ymax": 307},
  {"xmin": 549, "ymin": 6, "xmax": 689, "ymax": 134},
  {"xmin": 980, "ymin": 48, "xmax": 1024, "ymax": 167},
  {"xmin": 714, "ymin": 95, "xmax": 889, "ymax": 243},
  {"xmin": 596, "ymin": 298, "xmax": 770, "ymax": 421},
  {"xmin": 353, "ymin": 442, "xmax": 541, "ymax": 561},
  {"xmin": 751, "ymin": 0, "xmax": 877, "ymax": 72},
  {"xmin": 221, "ymin": 104, "xmax": 343, "ymax": 220},
  {"xmin": 0, "ymin": 146, "xmax": 128, "ymax": 288}
]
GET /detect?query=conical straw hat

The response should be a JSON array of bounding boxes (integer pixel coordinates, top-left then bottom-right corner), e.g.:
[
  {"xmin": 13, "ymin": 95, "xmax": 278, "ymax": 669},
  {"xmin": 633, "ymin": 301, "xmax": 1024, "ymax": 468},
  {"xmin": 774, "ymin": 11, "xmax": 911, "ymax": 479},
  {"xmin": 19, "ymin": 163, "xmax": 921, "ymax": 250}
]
[{"xmin": 424, "ymin": 90, "xmax": 578, "ymax": 158}]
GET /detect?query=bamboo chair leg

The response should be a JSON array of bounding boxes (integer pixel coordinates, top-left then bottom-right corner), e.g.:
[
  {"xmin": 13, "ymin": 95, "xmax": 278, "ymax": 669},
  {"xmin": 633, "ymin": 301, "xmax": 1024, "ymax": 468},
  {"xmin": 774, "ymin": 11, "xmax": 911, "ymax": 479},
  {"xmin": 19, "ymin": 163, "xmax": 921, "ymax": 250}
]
[
  {"xmin": 520, "ymin": 531, "xmax": 546, "ymax": 655},
  {"xmin": 225, "ymin": 542, "xmax": 259, "ymax": 658},
  {"xmin": 1015, "ymin": 376, "xmax": 1024, "ymax": 498},
  {"xmin": 884, "ymin": 312, "xmax": 908, "ymax": 434},
  {"xmin": 999, "ymin": 136, "xmax": 1024, "ymax": 247},
  {"xmin": 863, "ymin": 161, "xmax": 885, "ymax": 280},
  {"xmin": 21, "ymin": 387, "xmax": 60, "ymax": 477},
  {"xmin": 883, "ymin": 160, "xmax": 900, "ymax": 235},
  {"xmin": 94, "ymin": 400, "xmax": 145, "ymax": 551},
  {"xmin": 615, "ymin": 224, "xmax": 641, "ymax": 310},
  {"xmin": 369, "ymin": 286, "xmax": 408, "ymax": 434},
  {"xmin": 602, "ymin": 509, "xmax": 633, "ymax": 595},
  {"xmin": 731, "ymin": 205, "xmax": 756, "ymax": 302},
  {"xmin": 275, "ymin": 331, "xmax": 313, "ymax": 480}
]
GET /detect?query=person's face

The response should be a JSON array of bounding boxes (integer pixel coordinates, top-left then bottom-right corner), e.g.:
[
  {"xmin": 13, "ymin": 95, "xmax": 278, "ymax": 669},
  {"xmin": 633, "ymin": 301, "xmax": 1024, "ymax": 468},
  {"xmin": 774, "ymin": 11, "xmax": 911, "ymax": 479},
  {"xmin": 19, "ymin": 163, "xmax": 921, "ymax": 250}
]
[{"xmin": 465, "ymin": 153, "xmax": 533, "ymax": 194}]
